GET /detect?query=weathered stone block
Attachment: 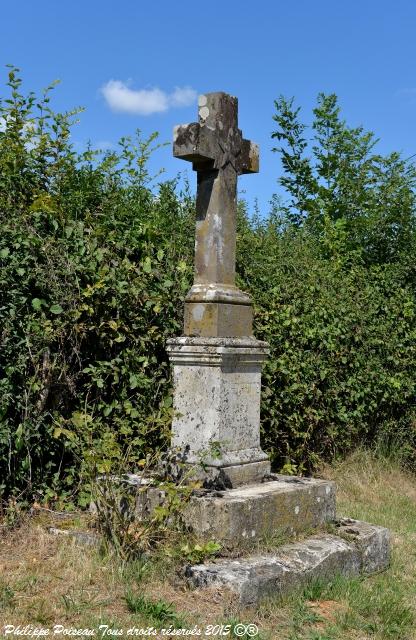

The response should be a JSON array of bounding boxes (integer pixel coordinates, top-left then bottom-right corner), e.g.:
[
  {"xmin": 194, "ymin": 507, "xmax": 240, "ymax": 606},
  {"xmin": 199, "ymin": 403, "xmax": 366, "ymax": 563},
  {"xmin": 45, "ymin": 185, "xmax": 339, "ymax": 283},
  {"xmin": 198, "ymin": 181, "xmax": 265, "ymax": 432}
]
[
  {"xmin": 183, "ymin": 476, "xmax": 336, "ymax": 544},
  {"xmin": 166, "ymin": 337, "xmax": 270, "ymax": 486},
  {"xmin": 183, "ymin": 274, "xmax": 254, "ymax": 339},
  {"xmin": 184, "ymin": 301, "xmax": 253, "ymax": 338},
  {"xmin": 335, "ymin": 517, "xmax": 390, "ymax": 574},
  {"xmin": 134, "ymin": 476, "xmax": 336, "ymax": 545},
  {"xmin": 186, "ymin": 520, "xmax": 390, "ymax": 606}
]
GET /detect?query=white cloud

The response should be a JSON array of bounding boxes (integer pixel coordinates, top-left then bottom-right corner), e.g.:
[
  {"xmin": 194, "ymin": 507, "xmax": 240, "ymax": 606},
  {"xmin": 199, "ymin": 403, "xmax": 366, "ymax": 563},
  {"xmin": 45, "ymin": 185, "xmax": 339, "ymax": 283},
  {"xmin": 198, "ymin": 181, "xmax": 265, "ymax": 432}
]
[
  {"xmin": 101, "ymin": 80, "xmax": 196, "ymax": 115},
  {"xmin": 170, "ymin": 86, "xmax": 197, "ymax": 107}
]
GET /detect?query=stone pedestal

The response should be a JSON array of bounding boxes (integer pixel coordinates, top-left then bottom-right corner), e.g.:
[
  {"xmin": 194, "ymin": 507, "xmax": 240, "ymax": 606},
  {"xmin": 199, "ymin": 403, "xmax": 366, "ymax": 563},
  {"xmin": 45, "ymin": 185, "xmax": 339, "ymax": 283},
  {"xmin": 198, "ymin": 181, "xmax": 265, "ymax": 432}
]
[
  {"xmin": 183, "ymin": 476, "xmax": 336, "ymax": 544},
  {"xmin": 166, "ymin": 336, "xmax": 270, "ymax": 487}
]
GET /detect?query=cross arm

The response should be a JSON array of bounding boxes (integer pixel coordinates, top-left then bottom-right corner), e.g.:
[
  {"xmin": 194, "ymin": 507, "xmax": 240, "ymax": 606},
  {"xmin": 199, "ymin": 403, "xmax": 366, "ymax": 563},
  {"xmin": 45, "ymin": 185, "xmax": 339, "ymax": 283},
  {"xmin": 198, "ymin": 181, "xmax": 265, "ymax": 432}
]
[
  {"xmin": 173, "ymin": 122, "xmax": 218, "ymax": 169},
  {"xmin": 239, "ymin": 139, "xmax": 259, "ymax": 174}
]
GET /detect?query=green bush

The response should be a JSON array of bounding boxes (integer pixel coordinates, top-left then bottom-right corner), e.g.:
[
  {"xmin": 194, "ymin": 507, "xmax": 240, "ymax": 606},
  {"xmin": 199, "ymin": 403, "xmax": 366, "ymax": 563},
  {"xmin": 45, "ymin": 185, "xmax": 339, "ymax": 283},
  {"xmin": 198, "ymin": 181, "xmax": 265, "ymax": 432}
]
[
  {"xmin": 237, "ymin": 219, "xmax": 416, "ymax": 472},
  {"xmin": 271, "ymin": 93, "xmax": 416, "ymax": 265},
  {"xmin": 0, "ymin": 68, "xmax": 195, "ymax": 503}
]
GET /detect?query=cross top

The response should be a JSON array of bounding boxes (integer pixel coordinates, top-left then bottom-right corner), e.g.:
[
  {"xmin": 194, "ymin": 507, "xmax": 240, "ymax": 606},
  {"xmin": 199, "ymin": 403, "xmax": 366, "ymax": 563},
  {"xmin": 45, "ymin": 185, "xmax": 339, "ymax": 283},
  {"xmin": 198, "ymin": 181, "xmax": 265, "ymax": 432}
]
[
  {"xmin": 174, "ymin": 92, "xmax": 259, "ymax": 175},
  {"xmin": 173, "ymin": 92, "xmax": 259, "ymax": 337}
]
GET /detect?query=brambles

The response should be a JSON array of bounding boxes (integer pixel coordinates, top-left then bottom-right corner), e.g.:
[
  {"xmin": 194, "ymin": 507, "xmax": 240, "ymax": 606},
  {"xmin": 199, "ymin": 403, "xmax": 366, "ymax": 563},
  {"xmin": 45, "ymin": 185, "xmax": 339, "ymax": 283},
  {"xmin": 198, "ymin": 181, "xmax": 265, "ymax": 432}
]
[{"xmin": 0, "ymin": 67, "xmax": 195, "ymax": 503}]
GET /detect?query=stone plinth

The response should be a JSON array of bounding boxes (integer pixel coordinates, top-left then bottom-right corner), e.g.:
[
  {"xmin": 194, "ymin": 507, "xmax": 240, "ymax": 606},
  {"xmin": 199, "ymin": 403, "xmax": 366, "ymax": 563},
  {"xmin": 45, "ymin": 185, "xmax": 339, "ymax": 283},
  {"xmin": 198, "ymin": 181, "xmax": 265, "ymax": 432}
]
[
  {"xmin": 183, "ymin": 280, "xmax": 253, "ymax": 339},
  {"xmin": 184, "ymin": 476, "xmax": 336, "ymax": 544},
  {"xmin": 166, "ymin": 336, "xmax": 270, "ymax": 487},
  {"xmin": 184, "ymin": 301, "xmax": 253, "ymax": 339},
  {"xmin": 135, "ymin": 476, "xmax": 336, "ymax": 545}
]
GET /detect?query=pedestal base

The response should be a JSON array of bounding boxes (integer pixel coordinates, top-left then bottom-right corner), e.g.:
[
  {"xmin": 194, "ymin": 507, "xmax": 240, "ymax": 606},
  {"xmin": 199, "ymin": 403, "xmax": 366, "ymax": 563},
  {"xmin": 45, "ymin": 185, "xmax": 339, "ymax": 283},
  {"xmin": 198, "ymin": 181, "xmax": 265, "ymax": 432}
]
[
  {"xmin": 166, "ymin": 336, "xmax": 270, "ymax": 487},
  {"xmin": 183, "ymin": 475, "xmax": 336, "ymax": 544},
  {"xmin": 191, "ymin": 459, "xmax": 271, "ymax": 488},
  {"xmin": 184, "ymin": 302, "xmax": 253, "ymax": 338}
]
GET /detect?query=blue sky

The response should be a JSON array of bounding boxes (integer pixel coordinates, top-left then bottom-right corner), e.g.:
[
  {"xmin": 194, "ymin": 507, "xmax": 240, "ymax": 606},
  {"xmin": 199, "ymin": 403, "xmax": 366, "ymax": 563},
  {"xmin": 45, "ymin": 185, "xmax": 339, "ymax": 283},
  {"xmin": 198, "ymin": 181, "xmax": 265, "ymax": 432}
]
[{"xmin": 2, "ymin": 1, "xmax": 416, "ymax": 213}]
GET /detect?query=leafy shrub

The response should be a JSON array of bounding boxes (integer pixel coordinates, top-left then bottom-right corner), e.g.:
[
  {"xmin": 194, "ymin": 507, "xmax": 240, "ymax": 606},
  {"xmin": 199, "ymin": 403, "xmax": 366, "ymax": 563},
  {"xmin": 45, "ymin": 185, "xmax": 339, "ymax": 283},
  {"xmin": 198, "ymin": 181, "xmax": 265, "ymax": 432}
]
[
  {"xmin": 237, "ymin": 220, "xmax": 416, "ymax": 472},
  {"xmin": 0, "ymin": 68, "xmax": 194, "ymax": 503},
  {"xmin": 271, "ymin": 93, "xmax": 416, "ymax": 265}
]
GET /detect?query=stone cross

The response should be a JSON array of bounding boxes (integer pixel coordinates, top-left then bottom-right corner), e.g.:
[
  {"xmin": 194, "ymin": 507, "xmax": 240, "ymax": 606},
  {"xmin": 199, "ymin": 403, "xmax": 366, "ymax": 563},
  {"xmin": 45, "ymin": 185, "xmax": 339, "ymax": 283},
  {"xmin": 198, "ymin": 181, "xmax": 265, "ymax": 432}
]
[
  {"xmin": 173, "ymin": 92, "xmax": 259, "ymax": 337},
  {"xmin": 168, "ymin": 93, "xmax": 270, "ymax": 486}
]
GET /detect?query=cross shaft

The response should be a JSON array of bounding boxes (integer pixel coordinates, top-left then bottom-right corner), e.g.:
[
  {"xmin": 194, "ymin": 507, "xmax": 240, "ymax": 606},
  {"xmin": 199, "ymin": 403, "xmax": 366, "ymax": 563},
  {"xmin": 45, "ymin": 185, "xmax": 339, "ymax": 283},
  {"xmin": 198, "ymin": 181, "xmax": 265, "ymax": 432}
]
[{"xmin": 173, "ymin": 92, "xmax": 259, "ymax": 337}]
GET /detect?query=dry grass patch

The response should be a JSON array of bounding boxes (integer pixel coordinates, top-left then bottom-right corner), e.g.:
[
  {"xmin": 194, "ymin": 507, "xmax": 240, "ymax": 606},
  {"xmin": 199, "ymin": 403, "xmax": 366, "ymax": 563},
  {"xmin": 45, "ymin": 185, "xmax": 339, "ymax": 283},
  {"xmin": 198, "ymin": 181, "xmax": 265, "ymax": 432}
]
[
  {"xmin": 0, "ymin": 514, "xmax": 240, "ymax": 635},
  {"xmin": 321, "ymin": 449, "xmax": 416, "ymax": 529},
  {"xmin": 1, "ymin": 451, "xmax": 416, "ymax": 639},
  {"xmin": 0, "ymin": 521, "xmax": 125, "ymax": 626}
]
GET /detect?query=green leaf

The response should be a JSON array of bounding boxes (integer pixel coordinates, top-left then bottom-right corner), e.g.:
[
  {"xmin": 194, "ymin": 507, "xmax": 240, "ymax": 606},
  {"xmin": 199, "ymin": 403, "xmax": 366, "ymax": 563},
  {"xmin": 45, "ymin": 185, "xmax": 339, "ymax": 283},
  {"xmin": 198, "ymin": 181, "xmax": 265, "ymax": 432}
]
[
  {"xmin": 163, "ymin": 396, "xmax": 173, "ymax": 408},
  {"xmin": 129, "ymin": 374, "xmax": 139, "ymax": 389},
  {"xmin": 50, "ymin": 304, "xmax": 63, "ymax": 314},
  {"xmin": 32, "ymin": 298, "xmax": 42, "ymax": 310},
  {"xmin": 142, "ymin": 256, "xmax": 152, "ymax": 273}
]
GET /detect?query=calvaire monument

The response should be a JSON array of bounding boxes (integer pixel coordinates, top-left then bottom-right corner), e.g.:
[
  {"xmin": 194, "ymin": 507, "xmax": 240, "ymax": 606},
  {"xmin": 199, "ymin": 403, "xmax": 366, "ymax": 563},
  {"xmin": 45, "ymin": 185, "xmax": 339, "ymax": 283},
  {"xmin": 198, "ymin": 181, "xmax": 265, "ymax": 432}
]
[
  {"xmin": 166, "ymin": 91, "xmax": 269, "ymax": 487},
  {"xmin": 145, "ymin": 93, "xmax": 391, "ymax": 605}
]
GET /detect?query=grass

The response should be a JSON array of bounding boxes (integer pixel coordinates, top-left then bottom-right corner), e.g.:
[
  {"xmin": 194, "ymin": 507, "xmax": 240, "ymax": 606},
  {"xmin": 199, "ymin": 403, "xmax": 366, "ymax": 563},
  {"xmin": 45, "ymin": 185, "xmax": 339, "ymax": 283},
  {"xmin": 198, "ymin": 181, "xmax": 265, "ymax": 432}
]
[
  {"xmin": 1, "ymin": 450, "xmax": 416, "ymax": 639},
  {"xmin": 124, "ymin": 591, "xmax": 186, "ymax": 626}
]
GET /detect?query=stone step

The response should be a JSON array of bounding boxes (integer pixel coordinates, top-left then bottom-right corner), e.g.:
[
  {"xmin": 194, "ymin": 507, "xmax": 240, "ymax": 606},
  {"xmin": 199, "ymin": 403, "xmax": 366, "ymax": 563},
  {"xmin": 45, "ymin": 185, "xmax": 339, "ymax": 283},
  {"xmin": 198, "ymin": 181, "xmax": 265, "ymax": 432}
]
[
  {"xmin": 182, "ymin": 475, "xmax": 336, "ymax": 545},
  {"xmin": 47, "ymin": 526, "xmax": 100, "ymax": 547},
  {"xmin": 185, "ymin": 519, "xmax": 390, "ymax": 606},
  {"xmin": 102, "ymin": 474, "xmax": 336, "ymax": 545}
]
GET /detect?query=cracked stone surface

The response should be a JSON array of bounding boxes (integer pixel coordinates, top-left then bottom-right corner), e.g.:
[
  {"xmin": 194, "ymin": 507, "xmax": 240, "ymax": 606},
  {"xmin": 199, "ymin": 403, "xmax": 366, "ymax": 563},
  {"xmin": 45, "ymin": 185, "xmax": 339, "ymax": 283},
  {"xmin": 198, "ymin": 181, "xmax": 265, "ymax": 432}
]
[
  {"xmin": 185, "ymin": 519, "xmax": 390, "ymax": 606},
  {"xmin": 166, "ymin": 337, "xmax": 270, "ymax": 484},
  {"xmin": 182, "ymin": 475, "xmax": 336, "ymax": 543}
]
